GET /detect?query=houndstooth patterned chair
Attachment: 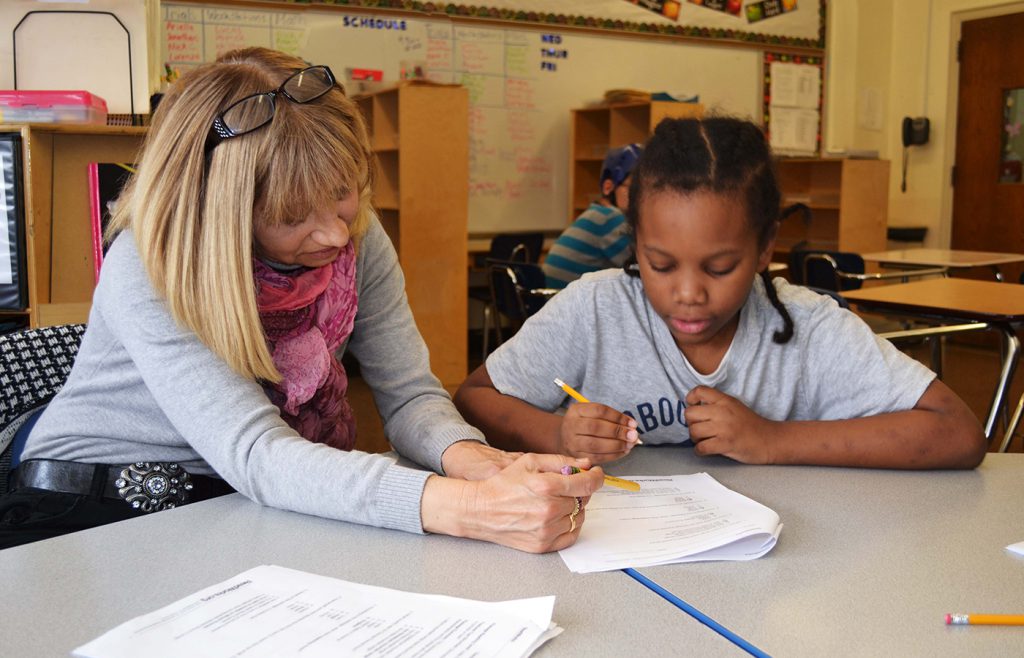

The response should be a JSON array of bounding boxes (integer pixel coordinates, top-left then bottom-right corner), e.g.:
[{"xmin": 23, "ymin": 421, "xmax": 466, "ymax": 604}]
[{"xmin": 0, "ymin": 324, "xmax": 86, "ymax": 493}]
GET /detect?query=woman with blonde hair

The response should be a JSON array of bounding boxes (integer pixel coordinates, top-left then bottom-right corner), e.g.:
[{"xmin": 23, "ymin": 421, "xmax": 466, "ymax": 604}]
[{"xmin": 0, "ymin": 47, "xmax": 601, "ymax": 550}]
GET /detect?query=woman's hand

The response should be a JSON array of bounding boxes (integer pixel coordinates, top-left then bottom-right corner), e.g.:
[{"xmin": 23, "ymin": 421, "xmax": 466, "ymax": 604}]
[
  {"xmin": 684, "ymin": 386, "xmax": 780, "ymax": 464},
  {"xmin": 421, "ymin": 453, "xmax": 604, "ymax": 553},
  {"xmin": 558, "ymin": 402, "xmax": 640, "ymax": 463},
  {"xmin": 441, "ymin": 440, "xmax": 521, "ymax": 481}
]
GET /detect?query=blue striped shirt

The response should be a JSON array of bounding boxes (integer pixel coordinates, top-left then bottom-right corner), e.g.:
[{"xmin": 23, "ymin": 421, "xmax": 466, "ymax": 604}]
[{"xmin": 542, "ymin": 203, "xmax": 632, "ymax": 288}]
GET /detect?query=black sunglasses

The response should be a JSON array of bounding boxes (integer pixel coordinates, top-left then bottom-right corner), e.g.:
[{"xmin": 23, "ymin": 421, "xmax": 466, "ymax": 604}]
[{"xmin": 204, "ymin": 65, "xmax": 339, "ymax": 152}]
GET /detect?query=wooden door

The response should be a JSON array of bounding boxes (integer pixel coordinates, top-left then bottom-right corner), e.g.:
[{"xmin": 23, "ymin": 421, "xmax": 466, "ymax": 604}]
[{"xmin": 952, "ymin": 13, "xmax": 1024, "ymax": 278}]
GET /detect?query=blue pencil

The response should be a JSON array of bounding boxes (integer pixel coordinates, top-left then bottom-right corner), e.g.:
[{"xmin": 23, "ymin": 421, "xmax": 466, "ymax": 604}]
[{"xmin": 622, "ymin": 568, "xmax": 771, "ymax": 658}]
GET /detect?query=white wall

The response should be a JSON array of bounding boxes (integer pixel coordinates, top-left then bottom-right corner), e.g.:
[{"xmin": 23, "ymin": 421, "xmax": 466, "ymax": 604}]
[{"xmin": 828, "ymin": 0, "xmax": 1024, "ymax": 247}]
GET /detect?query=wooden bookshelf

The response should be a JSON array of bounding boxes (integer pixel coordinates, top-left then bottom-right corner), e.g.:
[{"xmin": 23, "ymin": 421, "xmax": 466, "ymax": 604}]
[
  {"xmin": 0, "ymin": 124, "xmax": 145, "ymax": 328},
  {"xmin": 568, "ymin": 100, "xmax": 703, "ymax": 221},
  {"xmin": 775, "ymin": 158, "xmax": 890, "ymax": 258},
  {"xmin": 355, "ymin": 83, "xmax": 469, "ymax": 388}
]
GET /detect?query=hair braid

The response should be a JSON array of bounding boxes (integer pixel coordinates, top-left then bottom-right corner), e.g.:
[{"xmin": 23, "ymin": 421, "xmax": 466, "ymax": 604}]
[{"xmin": 760, "ymin": 270, "xmax": 793, "ymax": 344}]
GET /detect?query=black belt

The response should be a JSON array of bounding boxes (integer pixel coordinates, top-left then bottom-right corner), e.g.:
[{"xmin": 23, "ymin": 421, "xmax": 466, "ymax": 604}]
[{"xmin": 11, "ymin": 459, "xmax": 235, "ymax": 513}]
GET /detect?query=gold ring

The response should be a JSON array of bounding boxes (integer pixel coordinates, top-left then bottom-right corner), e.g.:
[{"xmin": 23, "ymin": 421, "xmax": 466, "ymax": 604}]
[{"xmin": 568, "ymin": 496, "xmax": 582, "ymax": 533}]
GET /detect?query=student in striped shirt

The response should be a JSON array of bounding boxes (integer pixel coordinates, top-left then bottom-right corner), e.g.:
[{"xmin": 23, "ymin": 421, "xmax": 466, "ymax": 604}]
[{"xmin": 542, "ymin": 144, "xmax": 642, "ymax": 288}]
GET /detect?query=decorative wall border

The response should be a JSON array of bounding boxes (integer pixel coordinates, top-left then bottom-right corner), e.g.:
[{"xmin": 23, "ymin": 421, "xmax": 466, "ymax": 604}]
[{"xmin": 235, "ymin": 0, "xmax": 826, "ymax": 51}]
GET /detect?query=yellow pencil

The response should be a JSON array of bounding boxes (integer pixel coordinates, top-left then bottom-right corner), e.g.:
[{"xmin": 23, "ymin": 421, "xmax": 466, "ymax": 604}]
[
  {"xmin": 946, "ymin": 613, "xmax": 1024, "ymax": 626},
  {"xmin": 600, "ymin": 473, "xmax": 642, "ymax": 492},
  {"xmin": 553, "ymin": 378, "xmax": 643, "ymax": 445},
  {"xmin": 561, "ymin": 465, "xmax": 641, "ymax": 492}
]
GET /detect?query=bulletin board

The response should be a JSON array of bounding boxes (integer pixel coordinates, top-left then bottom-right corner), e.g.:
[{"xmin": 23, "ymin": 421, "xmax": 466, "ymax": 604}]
[
  {"xmin": 162, "ymin": 2, "xmax": 819, "ymax": 233},
  {"xmin": 763, "ymin": 52, "xmax": 823, "ymax": 156},
  {"xmin": 229, "ymin": 0, "xmax": 825, "ymax": 48}
]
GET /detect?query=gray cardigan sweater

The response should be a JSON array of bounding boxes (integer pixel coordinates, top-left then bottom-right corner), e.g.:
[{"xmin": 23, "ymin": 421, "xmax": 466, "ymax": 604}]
[{"xmin": 24, "ymin": 217, "xmax": 484, "ymax": 533}]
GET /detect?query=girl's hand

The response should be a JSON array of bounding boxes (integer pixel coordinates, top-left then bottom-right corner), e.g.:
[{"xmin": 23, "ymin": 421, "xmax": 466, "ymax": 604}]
[
  {"xmin": 421, "ymin": 454, "xmax": 604, "ymax": 553},
  {"xmin": 441, "ymin": 440, "xmax": 521, "ymax": 481},
  {"xmin": 558, "ymin": 402, "xmax": 640, "ymax": 463},
  {"xmin": 684, "ymin": 386, "xmax": 780, "ymax": 464}
]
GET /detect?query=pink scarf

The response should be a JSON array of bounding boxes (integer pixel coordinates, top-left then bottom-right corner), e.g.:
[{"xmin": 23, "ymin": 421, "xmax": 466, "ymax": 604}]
[{"xmin": 254, "ymin": 243, "xmax": 358, "ymax": 450}]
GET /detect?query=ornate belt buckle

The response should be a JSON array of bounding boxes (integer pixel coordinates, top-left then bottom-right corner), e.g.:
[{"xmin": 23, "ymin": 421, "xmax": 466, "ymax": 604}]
[{"xmin": 115, "ymin": 462, "xmax": 193, "ymax": 512}]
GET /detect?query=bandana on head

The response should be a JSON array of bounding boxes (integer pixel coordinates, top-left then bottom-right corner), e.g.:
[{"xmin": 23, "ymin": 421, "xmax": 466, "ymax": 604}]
[{"xmin": 254, "ymin": 242, "xmax": 358, "ymax": 450}]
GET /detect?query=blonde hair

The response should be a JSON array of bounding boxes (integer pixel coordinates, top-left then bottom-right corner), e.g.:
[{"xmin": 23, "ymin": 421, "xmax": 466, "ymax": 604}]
[{"xmin": 108, "ymin": 48, "xmax": 375, "ymax": 382}]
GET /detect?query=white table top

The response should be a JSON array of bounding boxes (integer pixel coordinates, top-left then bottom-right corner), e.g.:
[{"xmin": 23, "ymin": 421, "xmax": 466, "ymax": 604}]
[
  {"xmin": 3, "ymin": 450, "xmax": 1023, "ymax": 657},
  {"xmin": 861, "ymin": 248, "xmax": 1024, "ymax": 268}
]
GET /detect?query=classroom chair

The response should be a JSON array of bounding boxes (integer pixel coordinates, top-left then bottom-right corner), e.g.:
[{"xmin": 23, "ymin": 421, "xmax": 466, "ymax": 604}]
[
  {"xmin": 470, "ymin": 232, "xmax": 545, "ymax": 359},
  {"xmin": 486, "ymin": 260, "xmax": 557, "ymax": 350},
  {"xmin": 790, "ymin": 248, "xmax": 955, "ymax": 380},
  {"xmin": 789, "ymin": 248, "xmax": 948, "ymax": 292},
  {"xmin": 0, "ymin": 324, "xmax": 86, "ymax": 494}
]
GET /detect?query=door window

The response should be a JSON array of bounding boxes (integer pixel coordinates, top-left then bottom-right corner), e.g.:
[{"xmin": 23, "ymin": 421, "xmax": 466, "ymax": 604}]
[{"xmin": 1001, "ymin": 88, "xmax": 1024, "ymax": 183}]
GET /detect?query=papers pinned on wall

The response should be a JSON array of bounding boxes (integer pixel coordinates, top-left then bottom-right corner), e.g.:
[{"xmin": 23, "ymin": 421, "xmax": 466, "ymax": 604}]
[
  {"xmin": 768, "ymin": 60, "xmax": 821, "ymax": 155},
  {"xmin": 770, "ymin": 107, "xmax": 820, "ymax": 155},
  {"xmin": 559, "ymin": 472, "xmax": 782, "ymax": 574}
]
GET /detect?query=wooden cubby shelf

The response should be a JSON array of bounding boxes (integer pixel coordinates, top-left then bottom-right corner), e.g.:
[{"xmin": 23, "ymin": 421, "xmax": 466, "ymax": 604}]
[
  {"xmin": 568, "ymin": 100, "xmax": 704, "ymax": 221},
  {"xmin": 775, "ymin": 158, "xmax": 890, "ymax": 259},
  {"xmin": 355, "ymin": 83, "xmax": 469, "ymax": 387},
  {"xmin": 1, "ymin": 124, "xmax": 145, "ymax": 329}
]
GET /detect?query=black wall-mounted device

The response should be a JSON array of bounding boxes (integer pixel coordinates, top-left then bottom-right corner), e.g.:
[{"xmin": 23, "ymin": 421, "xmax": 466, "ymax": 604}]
[
  {"xmin": 902, "ymin": 116, "xmax": 930, "ymax": 147},
  {"xmin": 901, "ymin": 116, "xmax": 930, "ymax": 192}
]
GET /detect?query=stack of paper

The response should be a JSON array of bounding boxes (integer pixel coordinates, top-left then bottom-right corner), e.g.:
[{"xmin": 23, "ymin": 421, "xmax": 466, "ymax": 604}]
[
  {"xmin": 74, "ymin": 565, "xmax": 560, "ymax": 658},
  {"xmin": 559, "ymin": 473, "xmax": 782, "ymax": 574}
]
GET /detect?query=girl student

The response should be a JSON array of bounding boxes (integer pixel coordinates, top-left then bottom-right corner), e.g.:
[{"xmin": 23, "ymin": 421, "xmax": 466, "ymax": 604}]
[
  {"xmin": 455, "ymin": 117, "xmax": 987, "ymax": 470},
  {"xmin": 0, "ymin": 48, "xmax": 602, "ymax": 551}
]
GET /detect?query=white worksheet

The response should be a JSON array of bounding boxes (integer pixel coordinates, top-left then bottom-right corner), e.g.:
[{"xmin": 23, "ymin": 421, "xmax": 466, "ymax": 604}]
[
  {"xmin": 74, "ymin": 565, "xmax": 561, "ymax": 658},
  {"xmin": 560, "ymin": 473, "xmax": 782, "ymax": 573}
]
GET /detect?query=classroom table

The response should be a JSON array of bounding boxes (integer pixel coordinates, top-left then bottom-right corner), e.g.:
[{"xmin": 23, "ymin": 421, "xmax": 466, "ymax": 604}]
[
  {"xmin": 860, "ymin": 248, "xmax": 1024, "ymax": 281},
  {"xmin": 843, "ymin": 277, "xmax": 1024, "ymax": 446},
  {"xmin": 2, "ymin": 449, "xmax": 1023, "ymax": 657}
]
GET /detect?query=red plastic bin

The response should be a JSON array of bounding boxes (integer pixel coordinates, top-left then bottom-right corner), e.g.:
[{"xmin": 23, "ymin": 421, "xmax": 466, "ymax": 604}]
[{"xmin": 0, "ymin": 90, "xmax": 108, "ymax": 125}]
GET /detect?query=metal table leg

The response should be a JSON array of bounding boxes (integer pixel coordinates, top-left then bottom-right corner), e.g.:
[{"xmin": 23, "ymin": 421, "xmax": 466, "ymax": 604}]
[{"xmin": 983, "ymin": 326, "xmax": 1020, "ymax": 441}]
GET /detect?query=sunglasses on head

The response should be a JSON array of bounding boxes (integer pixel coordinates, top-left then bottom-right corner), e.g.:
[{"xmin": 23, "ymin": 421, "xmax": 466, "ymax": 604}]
[{"xmin": 204, "ymin": 65, "xmax": 339, "ymax": 153}]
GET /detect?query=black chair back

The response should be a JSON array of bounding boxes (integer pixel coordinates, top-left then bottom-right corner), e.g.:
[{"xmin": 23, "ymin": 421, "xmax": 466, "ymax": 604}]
[
  {"xmin": 471, "ymin": 233, "xmax": 545, "ymax": 359},
  {"xmin": 789, "ymin": 248, "xmax": 866, "ymax": 291},
  {"xmin": 489, "ymin": 232, "xmax": 544, "ymax": 263},
  {"xmin": 486, "ymin": 260, "xmax": 553, "ymax": 346}
]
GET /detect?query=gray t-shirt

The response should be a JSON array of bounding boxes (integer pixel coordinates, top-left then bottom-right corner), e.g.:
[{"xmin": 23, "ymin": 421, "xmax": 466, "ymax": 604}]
[
  {"xmin": 24, "ymin": 217, "xmax": 484, "ymax": 533},
  {"xmin": 486, "ymin": 269, "xmax": 935, "ymax": 445}
]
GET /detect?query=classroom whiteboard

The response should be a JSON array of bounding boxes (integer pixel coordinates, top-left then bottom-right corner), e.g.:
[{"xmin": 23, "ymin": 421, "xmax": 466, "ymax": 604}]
[{"xmin": 162, "ymin": 3, "xmax": 760, "ymax": 233}]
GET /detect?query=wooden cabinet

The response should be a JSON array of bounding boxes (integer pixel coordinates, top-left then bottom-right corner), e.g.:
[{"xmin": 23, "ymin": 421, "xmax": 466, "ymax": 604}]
[
  {"xmin": 775, "ymin": 158, "xmax": 890, "ymax": 257},
  {"xmin": 0, "ymin": 124, "xmax": 145, "ymax": 329},
  {"xmin": 568, "ymin": 100, "xmax": 703, "ymax": 221},
  {"xmin": 355, "ymin": 83, "xmax": 469, "ymax": 388}
]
